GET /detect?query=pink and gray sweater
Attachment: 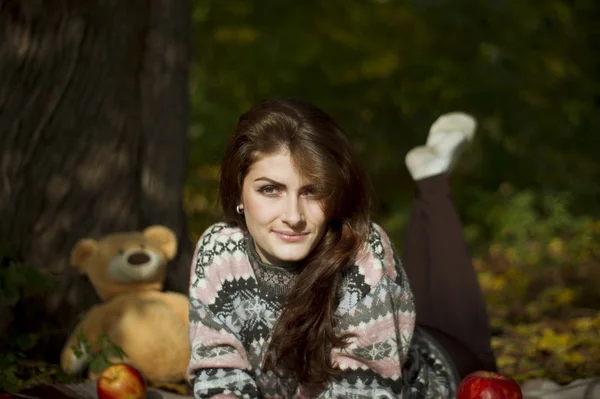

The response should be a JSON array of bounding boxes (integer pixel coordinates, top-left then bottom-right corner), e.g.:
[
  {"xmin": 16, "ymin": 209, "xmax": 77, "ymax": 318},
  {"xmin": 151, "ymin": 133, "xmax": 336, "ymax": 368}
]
[{"xmin": 187, "ymin": 222, "xmax": 459, "ymax": 398}]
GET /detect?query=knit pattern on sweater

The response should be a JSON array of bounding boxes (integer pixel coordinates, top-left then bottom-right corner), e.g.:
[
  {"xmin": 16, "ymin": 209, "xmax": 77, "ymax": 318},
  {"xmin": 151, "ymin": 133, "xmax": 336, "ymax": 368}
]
[{"xmin": 187, "ymin": 222, "xmax": 458, "ymax": 398}]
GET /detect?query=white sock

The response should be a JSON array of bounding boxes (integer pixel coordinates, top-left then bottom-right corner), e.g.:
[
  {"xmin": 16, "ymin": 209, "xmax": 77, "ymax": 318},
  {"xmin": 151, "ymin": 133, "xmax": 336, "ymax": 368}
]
[
  {"xmin": 405, "ymin": 112, "xmax": 477, "ymax": 181},
  {"xmin": 427, "ymin": 112, "xmax": 477, "ymax": 149},
  {"xmin": 428, "ymin": 112, "xmax": 477, "ymax": 172},
  {"xmin": 405, "ymin": 146, "xmax": 449, "ymax": 181}
]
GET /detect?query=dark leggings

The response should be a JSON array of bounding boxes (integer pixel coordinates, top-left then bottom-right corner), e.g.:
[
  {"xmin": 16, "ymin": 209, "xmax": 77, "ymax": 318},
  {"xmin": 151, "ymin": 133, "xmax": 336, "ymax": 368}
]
[{"xmin": 401, "ymin": 173, "xmax": 498, "ymax": 378}]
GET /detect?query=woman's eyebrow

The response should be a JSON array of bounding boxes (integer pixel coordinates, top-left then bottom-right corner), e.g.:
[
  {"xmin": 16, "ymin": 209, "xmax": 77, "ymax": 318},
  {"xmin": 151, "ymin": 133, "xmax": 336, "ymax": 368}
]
[
  {"xmin": 254, "ymin": 177, "xmax": 315, "ymax": 190},
  {"xmin": 254, "ymin": 177, "xmax": 285, "ymax": 187}
]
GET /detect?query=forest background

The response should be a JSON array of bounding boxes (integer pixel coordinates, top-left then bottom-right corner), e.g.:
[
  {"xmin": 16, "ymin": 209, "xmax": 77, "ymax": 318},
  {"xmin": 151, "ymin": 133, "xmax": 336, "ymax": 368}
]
[{"xmin": 1, "ymin": 0, "xmax": 600, "ymax": 391}]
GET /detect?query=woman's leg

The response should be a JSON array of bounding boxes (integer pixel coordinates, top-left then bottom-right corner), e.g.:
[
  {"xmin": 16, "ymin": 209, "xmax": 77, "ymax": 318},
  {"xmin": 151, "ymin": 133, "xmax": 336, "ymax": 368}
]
[{"xmin": 401, "ymin": 113, "xmax": 497, "ymax": 376}]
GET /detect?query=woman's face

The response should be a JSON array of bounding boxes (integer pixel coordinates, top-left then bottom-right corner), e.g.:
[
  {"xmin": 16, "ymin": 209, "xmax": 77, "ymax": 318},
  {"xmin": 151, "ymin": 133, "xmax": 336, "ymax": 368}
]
[{"xmin": 240, "ymin": 150, "xmax": 328, "ymax": 265}]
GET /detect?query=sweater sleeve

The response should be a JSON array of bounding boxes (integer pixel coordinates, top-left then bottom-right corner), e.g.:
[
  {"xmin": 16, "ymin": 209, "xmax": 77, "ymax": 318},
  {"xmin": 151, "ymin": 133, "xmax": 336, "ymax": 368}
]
[
  {"xmin": 314, "ymin": 223, "xmax": 457, "ymax": 398},
  {"xmin": 187, "ymin": 224, "xmax": 259, "ymax": 399},
  {"xmin": 316, "ymin": 275, "xmax": 408, "ymax": 398}
]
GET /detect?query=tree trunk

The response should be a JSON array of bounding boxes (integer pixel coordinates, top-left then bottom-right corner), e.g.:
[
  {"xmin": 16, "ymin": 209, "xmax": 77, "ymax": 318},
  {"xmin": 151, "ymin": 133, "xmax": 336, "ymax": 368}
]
[{"xmin": 0, "ymin": 0, "xmax": 193, "ymax": 360}]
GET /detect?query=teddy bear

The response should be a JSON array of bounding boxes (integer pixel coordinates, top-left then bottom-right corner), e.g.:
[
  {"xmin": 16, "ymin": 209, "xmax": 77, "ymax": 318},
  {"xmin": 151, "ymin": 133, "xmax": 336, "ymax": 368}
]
[{"xmin": 60, "ymin": 225, "xmax": 191, "ymax": 384}]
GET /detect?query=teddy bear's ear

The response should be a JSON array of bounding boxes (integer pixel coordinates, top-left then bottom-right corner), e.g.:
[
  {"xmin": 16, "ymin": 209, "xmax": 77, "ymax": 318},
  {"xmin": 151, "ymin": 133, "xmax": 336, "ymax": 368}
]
[
  {"xmin": 143, "ymin": 225, "xmax": 177, "ymax": 261},
  {"xmin": 71, "ymin": 239, "xmax": 99, "ymax": 272}
]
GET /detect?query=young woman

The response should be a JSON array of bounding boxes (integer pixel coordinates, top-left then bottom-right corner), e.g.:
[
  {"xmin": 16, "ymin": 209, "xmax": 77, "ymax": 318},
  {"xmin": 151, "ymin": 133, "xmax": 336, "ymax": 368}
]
[{"xmin": 187, "ymin": 98, "xmax": 497, "ymax": 398}]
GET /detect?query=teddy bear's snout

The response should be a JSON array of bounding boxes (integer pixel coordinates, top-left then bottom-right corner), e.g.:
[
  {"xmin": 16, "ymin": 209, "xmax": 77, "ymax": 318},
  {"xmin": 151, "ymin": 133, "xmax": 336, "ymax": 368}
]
[
  {"xmin": 127, "ymin": 251, "xmax": 151, "ymax": 266},
  {"xmin": 107, "ymin": 249, "xmax": 161, "ymax": 283}
]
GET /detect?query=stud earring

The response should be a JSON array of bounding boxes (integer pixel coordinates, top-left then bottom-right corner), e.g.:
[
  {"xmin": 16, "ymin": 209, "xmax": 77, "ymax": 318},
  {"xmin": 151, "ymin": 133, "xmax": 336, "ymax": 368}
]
[{"xmin": 236, "ymin": 205, "xmax": 244, "ymax": 214}]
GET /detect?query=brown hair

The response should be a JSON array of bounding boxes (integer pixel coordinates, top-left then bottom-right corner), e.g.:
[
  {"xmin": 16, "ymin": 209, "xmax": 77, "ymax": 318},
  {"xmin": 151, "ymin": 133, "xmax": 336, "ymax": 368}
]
[{"xmin": 219, "ymin": 97, "xmax": 372, "ymax": 387}]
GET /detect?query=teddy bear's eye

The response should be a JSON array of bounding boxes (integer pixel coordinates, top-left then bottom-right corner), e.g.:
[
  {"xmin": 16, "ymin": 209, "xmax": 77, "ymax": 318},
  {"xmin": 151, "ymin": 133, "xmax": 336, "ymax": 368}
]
[{"xmin": 118, "ymin": 249, "xmax": 125, "ymax": 255}]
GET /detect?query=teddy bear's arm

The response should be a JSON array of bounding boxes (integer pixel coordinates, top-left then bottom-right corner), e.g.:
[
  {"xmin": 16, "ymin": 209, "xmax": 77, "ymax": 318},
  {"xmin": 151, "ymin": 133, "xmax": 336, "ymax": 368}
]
[{"xmin": 60, "ymin": 304, "xmax": 109, "ymax": 374}]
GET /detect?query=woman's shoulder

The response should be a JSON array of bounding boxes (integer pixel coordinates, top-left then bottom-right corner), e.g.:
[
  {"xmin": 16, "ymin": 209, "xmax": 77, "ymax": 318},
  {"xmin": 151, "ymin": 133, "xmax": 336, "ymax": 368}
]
[
  {"xmin": 192, "ymin": 222, "xmax": 250, "ymax": 275},
  {"xmin": 190, "ymin": 222, "xmax": 256, "ymax": 309},
  {"xmin": 356, "ymin": 221, "xmax": 401, "ymax": 282},
  {"xmin": 195, "ymin": 222, "xmax": 246, "ymax": 248},
  {"xmin": 337, "ymin": 222, "xmax": 407, "ymax": 311}
]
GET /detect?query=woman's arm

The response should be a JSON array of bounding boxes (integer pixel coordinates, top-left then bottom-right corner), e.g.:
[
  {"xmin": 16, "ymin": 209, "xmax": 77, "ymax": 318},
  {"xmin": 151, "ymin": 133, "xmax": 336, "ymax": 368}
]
[
  {"xmin": 318, "ymin": 275, "xmax": 408, "ymax": 398},
  {"xmin": 187, "ymin": 224, "xmax": 259, "ymax": 399},
  {"xmin": 315, "ymin": 223, "xmax": 457, "ymax": 398},
  {"xmin": 187, "ymin": 297, "xmax": 259, "ymax": 398},
  {"xmin": 320, "ymin": 277, "xmax": 456, "ymax": 399}
]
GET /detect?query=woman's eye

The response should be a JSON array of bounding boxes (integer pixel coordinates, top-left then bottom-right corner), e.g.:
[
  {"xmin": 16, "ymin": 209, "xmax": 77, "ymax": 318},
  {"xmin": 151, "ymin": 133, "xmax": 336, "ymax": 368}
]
[
  {"xmin": 302, "ymin": 186, "xmax": 318, "ymax": 197},
  {"xmin": 259, "ymin": 185, "xmax": 279, "ymax": 195}
]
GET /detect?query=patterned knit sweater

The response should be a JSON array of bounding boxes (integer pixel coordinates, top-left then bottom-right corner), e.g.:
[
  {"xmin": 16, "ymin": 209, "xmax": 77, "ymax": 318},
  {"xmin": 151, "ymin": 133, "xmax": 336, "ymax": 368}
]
[{"xmin": 187, "ymin": 222, "xmax": 459, "ymax": 398}]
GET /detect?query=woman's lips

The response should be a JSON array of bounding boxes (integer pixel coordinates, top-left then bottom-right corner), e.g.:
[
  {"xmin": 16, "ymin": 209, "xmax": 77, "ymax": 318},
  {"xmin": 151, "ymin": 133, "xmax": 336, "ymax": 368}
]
[{"xmin": 273, "ymin": 231, "xmax": 308, "ymax": 242}]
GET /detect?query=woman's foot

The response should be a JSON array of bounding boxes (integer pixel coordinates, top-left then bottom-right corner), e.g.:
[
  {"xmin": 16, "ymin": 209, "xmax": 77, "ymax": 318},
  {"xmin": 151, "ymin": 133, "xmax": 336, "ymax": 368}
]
[
  {"xmin": 426, "ymin": 112, "xmax": 476, "ymax": 150},
  {"xmin": 405, "ymin": 146, "xmax": 445, "ymax": 181},
  {"xmin": 405, "ymin": 112, "xmax": 477, "ymax": 181}
]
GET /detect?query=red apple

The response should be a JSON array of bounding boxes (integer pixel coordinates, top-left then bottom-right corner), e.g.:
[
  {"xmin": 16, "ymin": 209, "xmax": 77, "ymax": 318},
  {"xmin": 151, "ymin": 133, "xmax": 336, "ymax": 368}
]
[
  {"xmin": 97, "ymin": 363, "xmax": 146, "ymax": 399},
  {"xmin": 457, "ymin": 370, "xmax": 523, "ymax": 399}
]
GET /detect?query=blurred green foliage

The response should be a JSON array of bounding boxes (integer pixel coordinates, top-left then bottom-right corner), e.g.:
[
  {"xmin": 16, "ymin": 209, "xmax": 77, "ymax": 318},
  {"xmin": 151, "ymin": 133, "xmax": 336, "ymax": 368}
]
[
  {"xmin": 187, "ymin": 0, "xmax": 600, "ymax": 241},
  {"xmin": 474, "ymin": 186, "xmax": 600, "ymax": 382}
]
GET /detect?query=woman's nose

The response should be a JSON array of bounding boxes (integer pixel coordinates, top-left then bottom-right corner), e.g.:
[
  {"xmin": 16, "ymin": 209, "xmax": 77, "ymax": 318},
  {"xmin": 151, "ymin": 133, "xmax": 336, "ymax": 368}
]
[{"xmin": 282, "ymin": 197, "xmax": 303, "ymax": 225}]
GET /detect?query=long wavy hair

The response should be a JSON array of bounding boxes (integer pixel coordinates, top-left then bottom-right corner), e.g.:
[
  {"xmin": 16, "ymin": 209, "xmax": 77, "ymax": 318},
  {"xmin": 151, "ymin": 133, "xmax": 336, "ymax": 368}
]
[{"xmin": 219, "ymin": 97, "xmax": 372, "ymax": 387}]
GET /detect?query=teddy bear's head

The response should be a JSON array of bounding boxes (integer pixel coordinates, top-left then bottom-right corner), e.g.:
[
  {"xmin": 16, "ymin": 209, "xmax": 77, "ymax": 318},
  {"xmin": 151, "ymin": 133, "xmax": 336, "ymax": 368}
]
[{"xmin": 70, "ymin": 225, "xmax": 177, "ymax": 301}]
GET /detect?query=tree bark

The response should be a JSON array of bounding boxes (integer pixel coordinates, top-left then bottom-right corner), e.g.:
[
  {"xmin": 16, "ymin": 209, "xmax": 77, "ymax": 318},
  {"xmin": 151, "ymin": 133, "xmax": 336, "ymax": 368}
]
[{"xmin": 0, "ymin": 0, "xmax": 193, "ymax": 360}]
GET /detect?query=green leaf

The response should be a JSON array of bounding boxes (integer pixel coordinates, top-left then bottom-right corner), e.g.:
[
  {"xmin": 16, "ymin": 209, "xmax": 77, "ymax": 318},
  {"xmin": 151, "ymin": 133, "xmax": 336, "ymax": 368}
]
[{"xmin": 88, "ymin": 356, "xmax": 111, "ymax": 375}]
